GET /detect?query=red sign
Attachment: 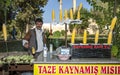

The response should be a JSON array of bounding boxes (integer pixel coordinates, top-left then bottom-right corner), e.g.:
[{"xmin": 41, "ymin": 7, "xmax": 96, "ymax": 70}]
[{"xmin": 72, "ymin": 45, "xmax": 111, "ymax": 49}]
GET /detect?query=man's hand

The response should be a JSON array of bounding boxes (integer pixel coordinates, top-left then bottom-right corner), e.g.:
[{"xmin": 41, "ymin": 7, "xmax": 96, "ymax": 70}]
[{"xmin": 24, "ymin": 43, "xmax": 29, "ymax": 48}]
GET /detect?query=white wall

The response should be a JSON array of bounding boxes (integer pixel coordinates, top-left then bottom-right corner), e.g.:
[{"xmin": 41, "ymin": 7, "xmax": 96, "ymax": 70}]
[{"xmin": 42, "ymin": 23, "xmax": 71, "ymax": 34}]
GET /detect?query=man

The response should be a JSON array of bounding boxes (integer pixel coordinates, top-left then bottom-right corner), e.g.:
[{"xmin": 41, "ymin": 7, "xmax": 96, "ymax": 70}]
[
  {"xmin": 11, "ymin": 26, "xmax": 17, "ymax": 40},
  {"xmin": 23, "ymin": 18, "xmax": 47, "ymax": 61}
]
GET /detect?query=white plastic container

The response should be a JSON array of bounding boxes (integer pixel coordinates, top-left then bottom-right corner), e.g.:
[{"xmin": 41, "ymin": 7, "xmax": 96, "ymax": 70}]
[
  {"xmin": 50, "ymin": 44, "xmax": 53, "ymax": 53},
  {"xmin": 43, "ymin": 45, "xmax": 47, "ymax": 58}
]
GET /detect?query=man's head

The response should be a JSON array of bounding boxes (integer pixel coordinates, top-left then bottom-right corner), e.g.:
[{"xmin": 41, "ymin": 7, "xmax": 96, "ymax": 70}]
[{"xmin": 35, "ymin": 18, "xmax": 43, "ymax": 29}]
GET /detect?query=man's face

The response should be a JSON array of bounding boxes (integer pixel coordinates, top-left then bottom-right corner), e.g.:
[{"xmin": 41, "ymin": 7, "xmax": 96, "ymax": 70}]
[{"xmin": 36, "ymin": 22, "xmax": 43, "ymax": 29}]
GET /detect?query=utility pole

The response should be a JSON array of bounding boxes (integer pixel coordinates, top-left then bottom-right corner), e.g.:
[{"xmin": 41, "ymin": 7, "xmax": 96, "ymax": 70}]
[
  {"xmin": 59, "ymin": 0, "xmax": 62, "ymax": 11},
  {"xmin": 73, "ymin": 0, "xmax": 76, "ymax": 14},
  {"xmin": 113, "ymin": 0, "xmax": 117, "ymax": 45},
  {"xmin": 114, "ymin": 0, "xmax": 117, "ymax": 16},
  {"xmin": 59, "ymin": 0, "xmax": 62, "ymax": 22},
  {"xmin": 4, "ymin": 0, "xmax": 7, "ymax": 24}
]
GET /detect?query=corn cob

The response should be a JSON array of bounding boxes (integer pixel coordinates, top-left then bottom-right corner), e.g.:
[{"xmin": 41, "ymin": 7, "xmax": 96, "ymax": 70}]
[
  {"xmin": 83, "ymin": 29, "xmax": 87, "ymax": 44},
  {"xmin": 71, "ymin": 28, "xmax": 76, "ymax": 44},
  {"xmin": 52, "ymin": 9, "xmax": 55, "ymax": 21},
  {"xmin": 70, "ymin": 9, "xmax": 73, "ymax": 20},
  {"xmin": 64, "ymin": 10, "xmax": 68, "ymax": 20},
  {"xmin": 107, "ymin": 31, "xmax": 112, "ymax": 45},
  {"xmin": 110, "ymin": 16, "xmax": 117, "ymax": 31},
  {"xmin": 95, "ymin": 30, "xmax": 99, "ymax": 44},
  {"xmin": 32, "ymin": 47, "xmax": 35, "ymax": 54},
  {"xmin": 77, "ymin": 11, "xmax": 80, "ymax": 19},
  {"xmin": 2, "ymin": 24, "xmax": 7, "ymax": 41},
  {"xmin": 59, "ymin": 9, "xmax": 62, "ymax": 22},
  {"xmin": 78, "ymin": 3, "xmax": 82, "ymax": 11}
]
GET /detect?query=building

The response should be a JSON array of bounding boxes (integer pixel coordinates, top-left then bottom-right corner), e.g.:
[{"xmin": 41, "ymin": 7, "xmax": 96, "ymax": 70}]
[{"xmin": 42, "ymin": 23, "xmax": 71, "ymax": 35}]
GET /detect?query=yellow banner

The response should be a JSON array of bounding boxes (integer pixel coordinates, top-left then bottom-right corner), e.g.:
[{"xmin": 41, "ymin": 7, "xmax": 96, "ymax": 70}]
[{"xmin": 34, "ymin": 64, "xmax": 120, "ymax": 75}]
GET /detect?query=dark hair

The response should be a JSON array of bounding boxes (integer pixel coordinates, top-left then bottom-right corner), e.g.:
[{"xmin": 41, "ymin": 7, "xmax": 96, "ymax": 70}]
[{"xmin": 35, "ymin": 18, "xmax": 43, "ymax": 23}]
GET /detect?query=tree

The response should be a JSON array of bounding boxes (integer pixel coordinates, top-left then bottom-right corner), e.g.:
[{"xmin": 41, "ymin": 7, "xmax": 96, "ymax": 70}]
[
  {"xmin": 0, "ymin": 0, "xmax": 12, "ymax": 29},
  {"xmin": 86, "ymin": 0, "xmax": 120, "ymax": 58},
  {"xmin": 9, "ymin": 0, "xmax": 48, "ymax": 38},
  {"xmin": 0, "ymin": 0, "xmax": 48, "ymax": 38},
  {"xmin": 68, "ymin": 7, "xmax": 91, "ymax": 34}
]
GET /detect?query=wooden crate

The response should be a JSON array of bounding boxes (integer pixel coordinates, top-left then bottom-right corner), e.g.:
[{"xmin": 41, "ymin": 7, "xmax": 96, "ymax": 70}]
[
  {"xmin": 8, "ymin": 64, "xmax": 33, "ymax": 71},
  {"xmin": 0, "ymin": 65, "xmax": 3, "ymax": 75}
]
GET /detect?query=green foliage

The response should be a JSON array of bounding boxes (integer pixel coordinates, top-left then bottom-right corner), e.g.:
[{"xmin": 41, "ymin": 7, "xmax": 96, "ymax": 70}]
[
  {"xmin": 44, "ymin": 29, "xmax": 50, "ymax": 38},
  {"xmin": 111, "ymin": 45, "xmax": 118, "ymax": 57},
  {"xmin": 52, "ymin": 30, "xmax": 67, "ymax": 37},
  {"xmin": 86, "ymin": 0, "xmax": 120, "ymax": 59},
  {"xmin": 53, "ymin": 31, "xmax": 61, "ymax": 37},
  {"xmin": 86, "ymin": 0, "xmax": 113, "ymax": 31},
  {"xmin": 0, "ymin": 0, "xmax": 48, "ymax": 38},
  {"xmin": 9, "ymin": 0, "xmax": 48, "ymax": 38},
  {"xmin": 0, "ymin": 0, "xmax": 12, "ymax": 24},
  {"xmin": 115, "ymin": 23, "xmax": 120, "ymax": 59},
  {"xmin": 68, "ymin": 7, "xmax": 91, "ymax": 34},
  {"xmin": 0, "ymin": 40, "xmax": 24, "ymax": 52},
  {"xmin": 100, "ymin": 0, "xmax": 120, "ymax": 3},
  {"xmin": 61, "ymin": 30, "xmax": 65, "ymax": 36},
  {"xmin": 117, "ymin": 51, "xmax": 120, "ymax": 60}
]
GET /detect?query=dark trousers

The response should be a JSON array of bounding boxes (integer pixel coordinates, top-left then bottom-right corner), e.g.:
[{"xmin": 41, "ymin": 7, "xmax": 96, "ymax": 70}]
[{"xmin": 34, "ymin": 51, "xmax": 43, "ymax": 61}]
